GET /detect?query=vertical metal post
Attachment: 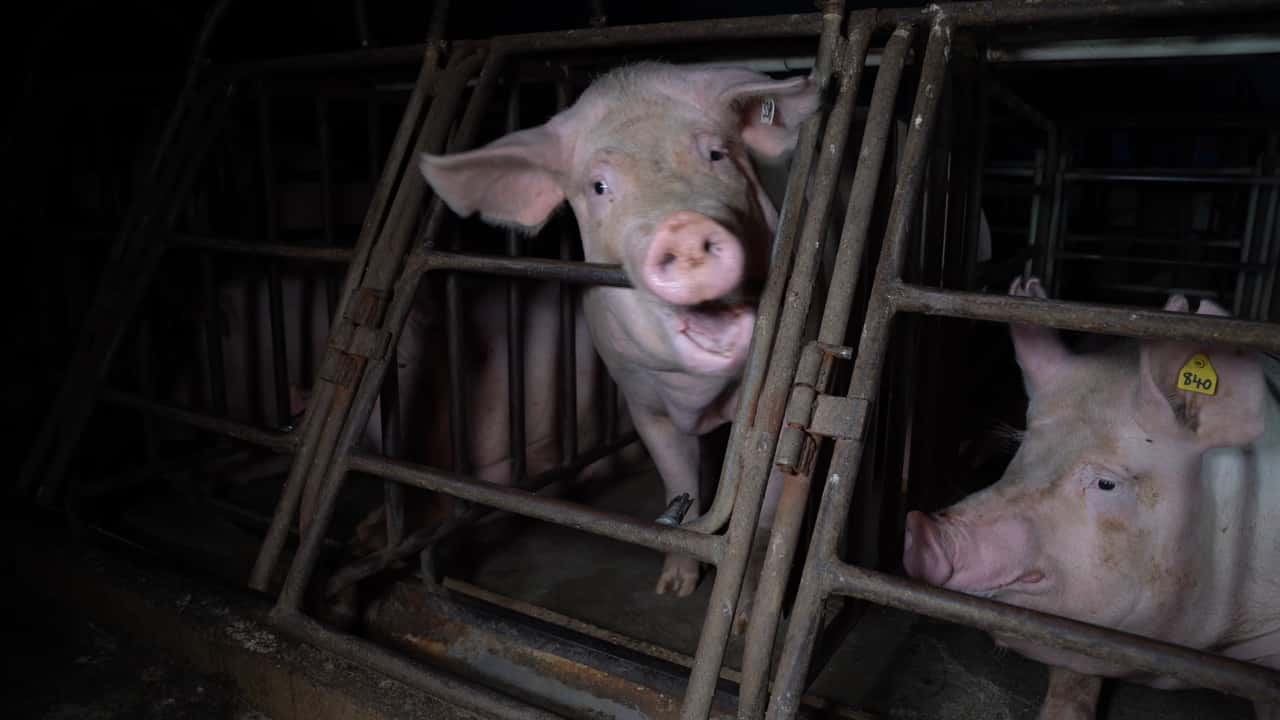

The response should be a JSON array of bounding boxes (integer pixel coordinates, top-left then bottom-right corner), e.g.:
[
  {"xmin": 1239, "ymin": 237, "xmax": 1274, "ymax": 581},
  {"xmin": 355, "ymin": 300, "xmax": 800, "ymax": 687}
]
[
  {"xmin": 317, "ymin": 96, "xmax": 339, "ymax": 314},
  {"xmin": 200, "ymin": 252, "xmax": 229, "ymax": 416},
  {"xmin": 734, "ymin": 15, "xmax": 875, "ymax": 719},
  {"xmin": 257, "ymin": 86, "xmax": 293, "ymax": 428},
  {"xmin": 505, "ymin": 85, "xmax": 527, "ymax": 485},
  {"xmin": 962, "ymin": 61, "xmax": 989, "ymax": 291},
  {"xmin": 555, "ymin": 78, "xmax": 578, "ymax": 467},
  {"xmin": 680, "ymin": 6, "xmax": 849, "ymax": 719},
  {"xmin": 766, "ymin": 18, "xmax": 951, "ymax": 719}
]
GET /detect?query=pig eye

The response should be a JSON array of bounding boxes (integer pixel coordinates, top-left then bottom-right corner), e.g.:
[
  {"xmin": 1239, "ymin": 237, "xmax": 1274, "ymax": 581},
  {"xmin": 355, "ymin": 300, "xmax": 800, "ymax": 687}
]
[
  {"xmin": 592, "ymin": 180, "xmax": 609, "ymax": 196},
  {"xmin": 709, "ymin": 148, "xmax": 726, "ymax": 162},
  {"xmin": 1097, "ymin": 478, "xmax": 1117, "ymax": 492}
]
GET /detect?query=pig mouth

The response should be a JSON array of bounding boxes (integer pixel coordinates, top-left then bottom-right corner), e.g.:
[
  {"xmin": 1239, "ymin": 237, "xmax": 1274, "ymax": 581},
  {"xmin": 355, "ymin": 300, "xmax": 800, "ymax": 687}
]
[{"xmin": 674, "ymin": 301, "xmax": 754, "ymax": 365}]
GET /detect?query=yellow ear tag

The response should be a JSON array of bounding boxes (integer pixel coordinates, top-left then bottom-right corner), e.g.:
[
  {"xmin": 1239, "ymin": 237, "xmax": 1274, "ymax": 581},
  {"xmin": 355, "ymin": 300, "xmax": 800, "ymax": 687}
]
[{"xmin": 1177, "ymin": 353, "xmax": 1218, "ymax": 396}]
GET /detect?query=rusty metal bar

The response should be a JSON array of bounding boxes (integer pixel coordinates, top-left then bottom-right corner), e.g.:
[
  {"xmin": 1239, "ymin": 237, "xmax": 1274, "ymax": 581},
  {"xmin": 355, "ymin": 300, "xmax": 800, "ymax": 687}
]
[
  {"xmin": 734, "ymin": 14, "xmax": 875, "ymax": 719},
  {"xmin": 824, "ymin": 561, "xmax": 1280, "ymax": 704},
  {"xmin": 678, "ymin": 5, "xmax": 848, "ymax": 718},
  {"xmin": 877, "ymin": 0, "xmax": 1278, "ymax": 27},
  {"xmin": 893, "ymin": 283, "xmax": 1280, "ymax": 352},
  {"xmin": 742, "ymin": 18, "xmax": 901, "ymax": 717},
  {"xmin": 248, "ymin": 44, "xmax": 471, "ymax": 592},
  {"xmin": 347, "ymin": 451, "xmax": 721, "ymax": 564},
  {"xmin": 270, "ymin": 610, "xmax": 561, "ymax": 720},
  {"xmin": 424, "ymin": 251, "xmax": 630, "ymax": 286},
  {"xmin": 274, "ymin": 47, "xmax": 502, "ymax": 614},
  {"xmin": 1058, "ymin": 253, "xmax": 1268, "ymax": 272},
  {"xmin": 766, "ymin": 17, "xmax": 953, "ymax": 719},
  {"xmin": 99, "ymin": 389, "xmax": 298, "ymax": 452},
  {"xmin": 329, "ymin": 430, "xmax": 642, "ymax": 594},
  {"xmin": 682, "ymin": 6, "xmax": 845, "ymax": 538},
  {"xmin": 171, "ymin": 234, "xmax": 355, "ymax": 262}
]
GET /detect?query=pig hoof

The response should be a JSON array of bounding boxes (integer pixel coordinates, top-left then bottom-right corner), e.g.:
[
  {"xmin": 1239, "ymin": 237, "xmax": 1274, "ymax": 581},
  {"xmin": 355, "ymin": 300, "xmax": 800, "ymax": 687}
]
[
  {"xmin": 1009, "ymin": 275, "xmax": 1047, "ymax": 299},
  {"xmin": 656, "ymin": 555, "xmax": 701, "ymax": 597}
]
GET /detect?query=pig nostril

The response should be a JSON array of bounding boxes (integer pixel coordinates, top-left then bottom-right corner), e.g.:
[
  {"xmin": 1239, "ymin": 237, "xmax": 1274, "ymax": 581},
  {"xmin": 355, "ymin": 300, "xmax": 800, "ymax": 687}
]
[
  {"xmin": 660, "ymin": 252, "xmax": 677, "ymax": 269},
  {"xmin": 703, "ymin": 239, "xmax": 716, "ymax": 256}
]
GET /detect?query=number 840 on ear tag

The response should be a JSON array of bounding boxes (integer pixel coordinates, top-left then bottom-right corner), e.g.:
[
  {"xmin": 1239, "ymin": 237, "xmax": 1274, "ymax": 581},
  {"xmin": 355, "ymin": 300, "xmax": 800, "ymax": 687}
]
[{"xmin": 1177, "ymin": 353, "xmax": 1218, "ymax": 396}]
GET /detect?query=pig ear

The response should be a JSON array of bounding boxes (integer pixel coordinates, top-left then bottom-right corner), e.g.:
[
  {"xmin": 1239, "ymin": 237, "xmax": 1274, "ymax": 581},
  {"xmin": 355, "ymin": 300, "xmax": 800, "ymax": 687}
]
[
  {"xmin": 1008, "ymin": 276, "xmax": 1073, "ymax": 397},
  {"xmin": 419, "ymin": 123, "xmax": 566, "ymax": 233},
  {"xmin": 1134, "ymin": 295, "xmax": 1266, "ymax": 451},
  {"xmin": 719, "ymin": 74, "xmax": 820, "ymax": 159}
]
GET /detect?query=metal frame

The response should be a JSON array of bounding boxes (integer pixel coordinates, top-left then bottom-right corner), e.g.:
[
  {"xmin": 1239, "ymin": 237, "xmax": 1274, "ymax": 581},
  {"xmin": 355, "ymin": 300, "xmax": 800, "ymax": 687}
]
[
  {"xmin": 19, "ymin": 1, "xmax": 1280, "ymax": 719},
  {"xmin": 761, "ymin": 6, "xmax": 1280, "ymax": 720}
]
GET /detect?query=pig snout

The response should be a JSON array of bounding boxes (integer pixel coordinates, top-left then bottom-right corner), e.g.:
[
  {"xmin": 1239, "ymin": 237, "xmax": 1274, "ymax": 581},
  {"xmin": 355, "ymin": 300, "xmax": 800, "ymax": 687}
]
[
  {"xmin": 903, "ymin": 510, "xmax": 955, "ymax": 586},
  {"xmin": 642, "ymin": 211, "xmax": 744, "ymax": 306}
]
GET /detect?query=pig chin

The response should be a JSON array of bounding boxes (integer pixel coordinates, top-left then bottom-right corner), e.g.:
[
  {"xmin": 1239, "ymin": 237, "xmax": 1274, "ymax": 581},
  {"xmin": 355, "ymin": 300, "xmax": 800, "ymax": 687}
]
[{"xmin": 670, "ymin": 303, "xmax": 755, "ymax": 374}]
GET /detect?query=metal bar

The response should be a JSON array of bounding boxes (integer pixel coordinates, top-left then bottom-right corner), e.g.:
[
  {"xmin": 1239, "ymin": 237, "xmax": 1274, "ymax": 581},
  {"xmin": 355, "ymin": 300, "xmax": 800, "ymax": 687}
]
[
  {"xmin": 734, "ymin": 14, "xmax": 874, "ymax": 719},
  {"xmin": 964, "ymin": 61, "xmax": 991, "ymax": 290},
  {"xmin": 986, "ymin": 32, "xmax": 1280, "ymax": 64},
  {"xmin": 825, "ymin": 562, "xmax": 1280, "ymax": 704},
  {"xmin": 680, "ymin": 4, "xmax": 849, "ymax": 717},
  {"xmin": 99, "ymin": 389, "xmax": 298, "ymax": 452},
  {"xmin": 270, "ymin": 610, "xmax": 561, "ymax": 720},
  {"xmin": 316, "ymin": 96, "xmax": 340, "ymax": 314},
  {"xmin": 275, "ymin": 46, "xmax": 501, "ymax": 613},
  {"xmin": 877, "ymin": 0, "xmax": 1278, "ymax": 28},
  {"xmin": 1056, "ymin": 253, "xmax": 1267, "ymax": 272},
  {"xmin": 248, "ymin": 44, "xmax": 469, "ymax": 592},
  {"xmin": 445, "ymin": 269, "xmax": 469, "ymax": 473},
  {"xmin": 893, "ymin": 283, "xmax": 1280, "ymax": 352},
  {"xmin": 347, "ymin": 452, "xmax": 721, "ymax": 564},
  {"xmin": 199, "ymin": 252, "xmax": 228, "ymax": 416},
  {"xmin": 172, "ymin": 234, "xmax": 355, "ymax": 262},
  {"xmin": 266, "ymin": 262, "xmax": 292, "ymax": 427},
  {"xmin": 1065, "ymin": 171, "xmax": 1280, "ymax": 186},
  {"xmin": 682, "ymin": 4, "xmax": 845, "ymax": 538},
  {"xmin": 26, "ymin": 81, "xmax": 237, "ymax": 504},
  {"xmin": 767, "ymin": 17, "xmax": 953, "ymax": 719},
  {"xmin": 329, "ymin": 431, "xmax": 641, "ymax": 593},
  {"xmin": 555, "ymin": 79, "xmax": 578, "ymax": 468},
  {"xmin": 424, "ymin": 251, "xmax": 630, "ymax": 286},
  {"xmin": 257, "ymin": 88, "xmax": 293, "ymax": 429},
  {"xmin": 504, "ymin": 85, "xmax": 527, "ymax": 486}
]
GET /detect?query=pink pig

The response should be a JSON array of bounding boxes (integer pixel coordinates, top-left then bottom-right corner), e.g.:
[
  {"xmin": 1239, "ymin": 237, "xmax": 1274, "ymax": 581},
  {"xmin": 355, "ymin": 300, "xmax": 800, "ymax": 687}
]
[
  {"xmin": 421, "ymin": 63, "xmax": 819, "ymax": 598},
  {"xmin": 903, "ymin": 276, "xmax": 1280, "ymax": 719}
]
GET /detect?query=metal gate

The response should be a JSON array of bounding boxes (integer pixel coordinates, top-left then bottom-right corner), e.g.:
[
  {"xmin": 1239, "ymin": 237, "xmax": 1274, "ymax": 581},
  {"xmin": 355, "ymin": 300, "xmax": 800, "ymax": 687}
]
[{"xmin": 18, "ymin": 1, "xmax": 1280, "ymax": 719}]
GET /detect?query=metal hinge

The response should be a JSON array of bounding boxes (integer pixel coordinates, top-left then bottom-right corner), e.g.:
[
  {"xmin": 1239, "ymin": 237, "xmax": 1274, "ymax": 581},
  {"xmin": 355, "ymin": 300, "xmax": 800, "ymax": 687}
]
[{"xmin": 774, "ymin": 341, "xmax": 864, "ymax": 477}]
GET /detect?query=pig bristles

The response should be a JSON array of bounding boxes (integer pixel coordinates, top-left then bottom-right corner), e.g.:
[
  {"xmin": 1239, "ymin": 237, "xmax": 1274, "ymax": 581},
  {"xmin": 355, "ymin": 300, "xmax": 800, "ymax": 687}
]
[{"xmin": 990, "ymin": 422, "xmax": 1026, "ymax": 452}]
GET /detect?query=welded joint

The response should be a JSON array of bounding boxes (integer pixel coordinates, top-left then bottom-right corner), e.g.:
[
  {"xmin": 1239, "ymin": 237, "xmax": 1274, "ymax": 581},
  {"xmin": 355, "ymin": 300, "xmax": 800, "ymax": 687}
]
[
  {"xmin": 346, "ymin": 287, "xmax": 388, "ymax": 326},
  {"xmin": 320, "ymin": 320, "xmax": 393, "ymax": 387}
]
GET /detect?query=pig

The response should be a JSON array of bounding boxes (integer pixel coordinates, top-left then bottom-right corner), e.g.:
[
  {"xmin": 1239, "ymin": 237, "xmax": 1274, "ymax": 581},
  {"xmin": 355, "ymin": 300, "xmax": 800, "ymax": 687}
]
[
  {"xmin": 902, "ymin": 276, "xmax": 1280, "ymax": 720},
  {"xmin": 420, "ymin": 62, "xmax": 820, "ymax": 599}
]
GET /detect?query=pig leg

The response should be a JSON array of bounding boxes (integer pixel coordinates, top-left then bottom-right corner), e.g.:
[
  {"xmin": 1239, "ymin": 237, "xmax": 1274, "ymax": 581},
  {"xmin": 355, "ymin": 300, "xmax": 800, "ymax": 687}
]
[
  {"xmin": 633, "ymin": 410, "xmax": 703, "ymax": 597},
  {"xmin": 1037, "ymin": 666, "xmax": 1102, "ymax": 720}
]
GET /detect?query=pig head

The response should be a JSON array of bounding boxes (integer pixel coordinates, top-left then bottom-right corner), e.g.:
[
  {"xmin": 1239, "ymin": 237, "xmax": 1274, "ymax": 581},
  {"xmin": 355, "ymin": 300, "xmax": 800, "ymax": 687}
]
[
  {"xmin": 903, "ymin": 276, "xmax": 1280, "ymax": 718},
  {"xmin": 420, "ymin": 63, "xmax": 818, "ymax": 597}
]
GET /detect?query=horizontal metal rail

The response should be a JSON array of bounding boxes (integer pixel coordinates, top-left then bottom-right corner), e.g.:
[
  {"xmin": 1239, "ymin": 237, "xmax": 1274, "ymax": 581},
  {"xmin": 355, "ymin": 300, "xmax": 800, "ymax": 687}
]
[
  {"xmin": 892, "ymin": 283, "xmax": 1280, "ymax": 352},
  {"xmin": 420, "ymin": 251, "xmax": 631, "ymax": 286},
  {"xmin": 347, "ymin": 450, "xmax": 723, "ymax": 565},
  {"xmin": 1056, "ymin": 252, "xmax": 1268, "ymax": 272},
  {"xmin": 170, "ymin": 234, "xmax": 356, "ymax": 262},
  {"xmin": 823, "ymin": 561, "xmax": 1280, "ymax": 704},
  {"xmin": 1066, "ymin": 171, "xmax": 1280, "ymax": 186},
  {"xmin": 270, "ymin": 609, "xmax": 561, "ymax": 720},
  {"xmin": 99, "ymin": 389, "xmax": 300, "ymax": 452}
]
